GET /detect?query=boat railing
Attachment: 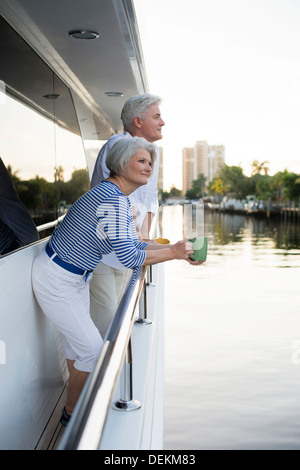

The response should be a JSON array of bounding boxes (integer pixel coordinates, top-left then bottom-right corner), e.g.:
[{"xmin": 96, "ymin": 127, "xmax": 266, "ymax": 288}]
[
  {"xmin": 58, "ymin": 221, "xmax": 158, "ymax": 450},
  {"xmin": 36, "ymin": 215, "xmax": 65, "ymax": 233}
]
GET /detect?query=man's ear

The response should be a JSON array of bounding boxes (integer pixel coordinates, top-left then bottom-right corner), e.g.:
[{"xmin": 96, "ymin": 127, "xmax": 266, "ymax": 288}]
[{"xmin": 133, "ymin": 116, "xmax": 142, "ymax": 129}]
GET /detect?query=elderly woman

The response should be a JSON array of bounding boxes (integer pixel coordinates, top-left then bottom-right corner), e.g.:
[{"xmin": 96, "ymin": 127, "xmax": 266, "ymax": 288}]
[{"xmin": 32, "ymin": 136, "xmax": 201, "ymax": 425}]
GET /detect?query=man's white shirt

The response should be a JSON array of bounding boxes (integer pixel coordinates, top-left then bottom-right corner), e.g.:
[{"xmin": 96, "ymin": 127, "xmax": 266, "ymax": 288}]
[{"xmin": 90, "ymin": 132, "xmax": 159, "ymax": 269}]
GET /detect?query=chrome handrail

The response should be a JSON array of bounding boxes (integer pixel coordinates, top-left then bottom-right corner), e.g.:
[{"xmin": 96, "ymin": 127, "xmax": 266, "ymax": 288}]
[
  {"xmin": 58, "ymin": 213, "xmax": 158, "ymax": 450},
  {"xmin": 58, "ymin": 264, "xmax": 147, "ymax": 450},
  {"xmin": 36, "ymin": 215, "xmax": 65, "ymax": 232}
]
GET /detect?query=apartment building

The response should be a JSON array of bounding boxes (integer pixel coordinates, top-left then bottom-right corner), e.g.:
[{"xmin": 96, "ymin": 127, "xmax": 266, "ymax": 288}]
[
  {"xmin": 182, "ymin": 140, "xmax": 225, "ymax": 193},
  {"xmin": 182, "ymin": 147, "xmax": 194, "ymax": 196}
]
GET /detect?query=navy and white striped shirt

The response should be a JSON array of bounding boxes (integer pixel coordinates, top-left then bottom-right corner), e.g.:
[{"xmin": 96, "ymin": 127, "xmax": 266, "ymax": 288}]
[{"xmin": 49, "ymin": 181, "xmax": 148, "ymax": 271}]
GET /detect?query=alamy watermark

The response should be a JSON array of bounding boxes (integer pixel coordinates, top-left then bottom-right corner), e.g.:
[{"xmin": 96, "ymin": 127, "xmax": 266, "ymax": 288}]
[
  {"xmin": 0, "ymin": 81, "xmax": 6, "ymax": 104},
  {"xmin": 95, "ymin": 200, "xmax": 204, "ymax": 241}
]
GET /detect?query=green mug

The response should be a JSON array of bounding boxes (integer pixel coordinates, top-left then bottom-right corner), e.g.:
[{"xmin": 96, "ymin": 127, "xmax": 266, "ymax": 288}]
[{"xmin": 188, "ymin": 236, "xmax": 207, "ymax": 261}]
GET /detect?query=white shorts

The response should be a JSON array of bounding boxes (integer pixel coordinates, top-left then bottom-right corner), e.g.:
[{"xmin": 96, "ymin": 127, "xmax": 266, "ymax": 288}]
[{"xmin": 32, "ymin": 249, "xmax": 103, "ymax": 373}]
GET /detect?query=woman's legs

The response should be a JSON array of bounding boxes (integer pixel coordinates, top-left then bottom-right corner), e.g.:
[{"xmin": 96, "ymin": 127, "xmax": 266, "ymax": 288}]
[
  {"xmin": 65, "ymin": 360, "xmax": 89, "ymax": 415},
  {"xmin": 32, "ymin": 251, "xmax": 103, "ymax": 415}
]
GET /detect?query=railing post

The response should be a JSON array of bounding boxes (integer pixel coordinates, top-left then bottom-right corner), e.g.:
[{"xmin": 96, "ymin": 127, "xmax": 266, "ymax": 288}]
[
  {"xmin": 113, "ymin": 339, "xmax": 141, "ymax": 411},
  {"xmin": 135, "ymin": 278, "xmax": 152, "ymax": 325},
  {"xmin": 146, "ymin": 264, "xmax": 156, "ymax": 287}
]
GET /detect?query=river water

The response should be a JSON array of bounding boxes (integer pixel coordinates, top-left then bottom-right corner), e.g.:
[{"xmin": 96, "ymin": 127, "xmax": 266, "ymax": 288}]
[{"xmin": 160, "ymin": 204, "xmax": 300, "ymax": 450}]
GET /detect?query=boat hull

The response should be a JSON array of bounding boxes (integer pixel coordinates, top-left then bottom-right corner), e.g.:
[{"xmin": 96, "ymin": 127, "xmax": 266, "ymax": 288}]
[{"xmin": 0, "ymin": 241, "xmax": 68, "ymax": 449}]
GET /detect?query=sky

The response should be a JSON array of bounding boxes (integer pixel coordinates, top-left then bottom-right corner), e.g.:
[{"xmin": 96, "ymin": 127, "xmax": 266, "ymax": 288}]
[{"xmin": 134, "ymin": 0, "xmax": 300, "ymax": 190}]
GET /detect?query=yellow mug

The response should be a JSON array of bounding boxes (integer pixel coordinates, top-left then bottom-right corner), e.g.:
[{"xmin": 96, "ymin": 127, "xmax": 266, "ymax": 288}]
[{"xmin": 154, "ymin": 237, "xmax": 170, "ymax": 245}]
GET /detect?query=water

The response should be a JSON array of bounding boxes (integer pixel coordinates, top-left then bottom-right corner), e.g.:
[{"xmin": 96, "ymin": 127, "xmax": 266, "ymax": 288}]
[{"xmin": 160, "ymin": 205, "xmax": 300, "ymax": 450}]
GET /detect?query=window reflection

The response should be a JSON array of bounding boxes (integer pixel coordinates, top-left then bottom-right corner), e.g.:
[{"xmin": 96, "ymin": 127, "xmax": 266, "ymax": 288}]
[
  {"xmin": 0, "ymin": 158, "xmax": 39, "ymax": 255},
  {"xmin": 0, "ymin": 16, "xmax": 88, "ymax": 253}
]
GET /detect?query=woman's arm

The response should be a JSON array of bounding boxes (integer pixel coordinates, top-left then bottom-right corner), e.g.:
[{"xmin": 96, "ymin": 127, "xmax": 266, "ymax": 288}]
[{"xmin": 143, "ymin": 240, "xmax": 204, "ymax": 266}]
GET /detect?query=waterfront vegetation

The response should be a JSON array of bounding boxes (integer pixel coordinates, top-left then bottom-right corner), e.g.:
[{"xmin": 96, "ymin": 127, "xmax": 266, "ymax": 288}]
[
  {"xmin": 162, "ymin": 161, "xmax": 300, "ymax": 205},
  {"xmin": 7, "ymin": 165, "xmax": 89, "ymax": 212},
  {"xmin": 7, "ymin": 160, "xmax": 300, "ymax": 216}
]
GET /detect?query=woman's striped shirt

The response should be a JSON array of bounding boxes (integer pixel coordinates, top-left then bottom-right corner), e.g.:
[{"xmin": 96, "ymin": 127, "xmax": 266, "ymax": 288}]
[{"xmin": 49, "ymin": 181, "xmax": 148, "ymax": 271}]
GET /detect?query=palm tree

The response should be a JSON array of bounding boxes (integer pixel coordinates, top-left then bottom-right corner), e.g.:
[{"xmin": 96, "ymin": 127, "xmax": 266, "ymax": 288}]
[{"xmin": 251, "ymin": 160, "xmax": 269, "ymax": 176}]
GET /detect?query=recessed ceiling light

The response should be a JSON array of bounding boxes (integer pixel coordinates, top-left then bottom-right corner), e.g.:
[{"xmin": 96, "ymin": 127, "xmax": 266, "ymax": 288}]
[
  {"xmin": 69, "ymin": 30, "xmax": 99, "ymax": 39},
  {"xmin": 43, "ymin": 93, "xmax": 60, "ymax": 99},
  {"xmin": 105, "ymin": 92, "xmax": 124, "ymax": 97}
]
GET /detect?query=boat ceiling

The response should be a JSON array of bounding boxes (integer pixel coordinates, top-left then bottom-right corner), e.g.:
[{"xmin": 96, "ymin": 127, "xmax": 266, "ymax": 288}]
[{"xmin": 0, "ymin": 0, "xmax": 148, "ymax": 137}]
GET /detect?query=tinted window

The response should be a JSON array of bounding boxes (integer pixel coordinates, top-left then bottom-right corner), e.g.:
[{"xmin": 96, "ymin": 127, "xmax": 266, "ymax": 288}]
[{"xmin": 0, "ymin": 16, "xmax": 89, "ymax": 253}]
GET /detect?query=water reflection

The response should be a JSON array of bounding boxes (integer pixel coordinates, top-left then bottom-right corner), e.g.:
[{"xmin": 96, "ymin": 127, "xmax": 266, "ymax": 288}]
[
  {"xmin": 159, "ymin": 204, "xmax": 300, "ymax": 259},
  {"xmin": 161, "ymin": 205, "xmax": 300, "ymax": 450},
  {"xmin": 204, "ymin": 211, "xmax": 300, "ymax": 251}
]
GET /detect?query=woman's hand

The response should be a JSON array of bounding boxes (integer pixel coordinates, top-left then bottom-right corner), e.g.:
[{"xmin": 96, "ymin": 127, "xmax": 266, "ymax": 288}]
[
  {"xmin": 171, "ymin": 240, "xmax": 205, "ymax": 266},
  {"xmin": 144, "ymin": 239, "xmax": 205, "ymax": 266},
  {"xmin": 186, "ymin": 258, "xmax": 205, "ymax": 266},
  {"xmin": 170, "ymin": 240, "xmax": 194, "ymax": 260}
]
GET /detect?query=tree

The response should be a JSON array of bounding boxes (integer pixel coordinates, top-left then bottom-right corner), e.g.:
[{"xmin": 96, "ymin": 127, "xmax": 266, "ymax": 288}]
[
  {"xmin": 6, "ymin": 164, "xmax": 21, "ymax": 186},
  {"xmin": 270, "ymin": 171, "xmax": 285, "ymax": 202},
  {"xmin": 63, "ymin": 168, "xmax": 90, "ymax": 203},
  {"xmin": 17, "ymin": 175, "xmax": 56, "ymax": 210},
  {"xmin": 281, "ymin": 170, "xmax": 300, "ymax": 201},
  {"xmin": 185, "ymin": 173, "xmax": 207, "ymax": 199},
  {"xmin": 251, "ymin": 160, "xmax": 270, "ymax": 176},
  {"xmin": 208, "ymin": 177, "xmax": 229, "ymax": 201},
  {"xmin": 54, "ymin": 165, "xmax": 64, "ymax": 182},
  {"xmin": 217, "ymin": 164, "xmax": 249, "ymax": 199},
  {"xmin": 159, "ymin": 186, "xmax": 182, "ymax": 201},
  {"xmin": 255, "ymin": 175, "xmax": 272, "ymax": 200},
  {"xmin": 169, "ymin": 186, "xmax": 182, "ymax": 197}
]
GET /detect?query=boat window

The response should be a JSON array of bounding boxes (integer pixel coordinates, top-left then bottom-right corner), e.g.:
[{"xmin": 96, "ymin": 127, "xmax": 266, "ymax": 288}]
[{"xmin": 0, "ymin": 16, "xmax": 89, "ymax": 254}]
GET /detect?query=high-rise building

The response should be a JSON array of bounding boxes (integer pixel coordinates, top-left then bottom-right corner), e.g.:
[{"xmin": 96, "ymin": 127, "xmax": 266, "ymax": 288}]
[
  {"xmin": 194, "ymin": 141, "xmax": 209, "ymax": 180},
  {"xmin": 182, "ymin": 147, "xmax": 194, "ymax": 195},
  {"xmin": 208, "ymin": 145, "xmax": 225, "ymax": 182},
  {"xmin": 182, "ymin": 141, "xmax": 225, "ymax": 194}
]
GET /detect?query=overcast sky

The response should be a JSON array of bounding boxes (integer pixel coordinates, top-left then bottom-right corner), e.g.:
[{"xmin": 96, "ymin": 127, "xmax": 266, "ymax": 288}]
[{"xmin": 134, "ymin": 0, "xmax": 300, "ymax": 189}]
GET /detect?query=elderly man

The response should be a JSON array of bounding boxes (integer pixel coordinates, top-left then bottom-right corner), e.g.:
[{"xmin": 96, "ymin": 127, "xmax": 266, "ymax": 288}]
[{"xmin": 89, "ymin": 94, "xmax": 165, "ymax": 338}]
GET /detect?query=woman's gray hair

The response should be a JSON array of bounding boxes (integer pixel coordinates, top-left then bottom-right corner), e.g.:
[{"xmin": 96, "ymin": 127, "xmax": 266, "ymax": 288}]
[
  {"xmin": 106, "ymin": 136, "xmax": 156, "ymax": 177},
  {"xmin": 121, "ymin": 94, "xmax": 162, "ymax": 133}
]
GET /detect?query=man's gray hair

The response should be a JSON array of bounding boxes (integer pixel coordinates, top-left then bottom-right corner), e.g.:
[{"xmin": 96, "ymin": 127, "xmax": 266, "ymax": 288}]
[
  {"xmin": 121, "ymin": 94, "xmax": 162, "ymax": 133},
  {"xmin": 106, "ymin": 136, "xmax": 156, "ymax": 177}
]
